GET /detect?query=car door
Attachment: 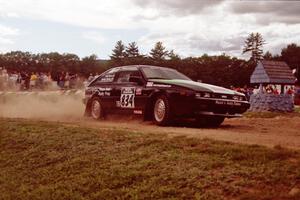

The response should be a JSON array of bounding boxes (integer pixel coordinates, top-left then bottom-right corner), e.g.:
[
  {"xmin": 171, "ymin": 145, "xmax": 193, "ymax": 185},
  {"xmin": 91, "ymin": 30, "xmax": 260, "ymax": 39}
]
[
  {"xmin": 113, "ymin": 70, "xmax": 146, "ymax": 115},
  {"xmin": 88, "ymin": 68, "xmax": 119, "ymax": 110}
]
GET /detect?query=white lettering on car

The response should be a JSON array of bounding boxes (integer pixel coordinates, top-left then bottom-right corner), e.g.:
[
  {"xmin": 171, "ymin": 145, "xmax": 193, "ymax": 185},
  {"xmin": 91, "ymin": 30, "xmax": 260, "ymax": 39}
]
[
  {"xmin": 146, "ymin": 82, "xmax": 171, "ymax": 88},
  {"xmin": 91, "ymin": 88, "xmax": 112, "ymax": 96},
  {"xmin": 100, "ymin": 74, "xmax": 115, "ymax": 82},
  {"xmin": 136, "ymin": 88, "xmax": 142, "ymax": 95},
  {"xmin": 133, "ymin": 110, "xmax": 143, "ymax": 114},
  {"xmin": 152, "ymin": 84, "xmax": 171, "ymax": 88},
  {"xmin": 146, "ymin": 82, "xmax": 153, "ymax": 87}
]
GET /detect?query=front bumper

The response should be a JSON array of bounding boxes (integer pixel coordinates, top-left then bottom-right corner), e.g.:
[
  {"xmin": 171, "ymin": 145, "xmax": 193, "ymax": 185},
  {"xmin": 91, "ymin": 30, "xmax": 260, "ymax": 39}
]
[{"xmin": 193, "ymin": 97, "xmax": 250, "ymax": 117}]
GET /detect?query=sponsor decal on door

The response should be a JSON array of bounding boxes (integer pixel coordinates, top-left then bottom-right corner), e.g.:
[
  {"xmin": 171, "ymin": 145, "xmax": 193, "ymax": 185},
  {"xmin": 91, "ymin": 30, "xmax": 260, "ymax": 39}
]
[{"xmin": 120, "ymin": 87, "xmax": 135, "ymax": 108}]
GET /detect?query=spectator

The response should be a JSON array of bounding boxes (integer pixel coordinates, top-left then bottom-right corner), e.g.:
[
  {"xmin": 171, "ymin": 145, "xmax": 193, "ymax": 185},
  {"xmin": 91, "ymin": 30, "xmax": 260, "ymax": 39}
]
[
  {"xmin": 273, "ymin": 86, "xmax": 279, "ymax": 95},
  {"xmin": 69, "ymin": 73, "xmax": 77, "ymax": 89},
  {"xmin": 65, "ymin": 72, "xmax": 70, "ymax": 89},
  {"xmin": 253, "ymin": 86, "xmax": 259, "ymax": 95},
  {"xmin": 88, "ymin": 73, "xmax": 94, "ymax": 82},
  {"xmin": 20, "ymin": 72, "xmax": 30, "ymax": 90},
  {"xmin": 16, "ymin": 72, "xmax": 22, "ymax": 89},
  {"xmin": 2, "ymin": 68, "xmax": 9, "ymax": 89},
  {"xmin": 266, "ymin": 85, "xmax": 273, "ymax": 94},
  {"xmin": 30, "ymin": 72, "xmax": 37, "ymax": 89},
  {"xmin": 58, "ymin": 72, "xmax": 66, "ymax": 89},
  {"xmin": 286, "ymin": 86, "xmax": 294, "ymax": 95},
  {"xmin": 8, "ymin": 71, "xmax": 18, "ymax": 90},
  {"xmin": 0, "ymin": 67, "xmax": 4, "ymax": 90}
]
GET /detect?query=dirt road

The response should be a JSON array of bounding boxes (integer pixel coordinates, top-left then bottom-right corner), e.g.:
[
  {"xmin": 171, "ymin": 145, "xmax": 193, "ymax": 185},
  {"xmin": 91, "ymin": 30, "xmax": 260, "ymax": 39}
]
[
  {"xmin": 1, "ymin": 91, "xmax": 299, "ymax": 149},
  {"xmin": 68, "ymin": 115, "xmax": 300, "ymax": 150}
]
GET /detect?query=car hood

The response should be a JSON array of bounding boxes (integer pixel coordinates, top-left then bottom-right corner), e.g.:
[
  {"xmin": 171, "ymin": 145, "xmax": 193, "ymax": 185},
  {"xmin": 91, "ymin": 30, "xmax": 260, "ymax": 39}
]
[{"xmin": 149, "ymin": 79, "xmax": 243, "ymax": 95}]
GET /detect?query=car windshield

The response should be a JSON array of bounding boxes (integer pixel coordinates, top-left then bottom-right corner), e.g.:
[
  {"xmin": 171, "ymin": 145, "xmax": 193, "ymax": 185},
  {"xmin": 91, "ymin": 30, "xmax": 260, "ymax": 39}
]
[{"xmin": 141, "ymin": 67, "xmax": 191, "ymax": 80}]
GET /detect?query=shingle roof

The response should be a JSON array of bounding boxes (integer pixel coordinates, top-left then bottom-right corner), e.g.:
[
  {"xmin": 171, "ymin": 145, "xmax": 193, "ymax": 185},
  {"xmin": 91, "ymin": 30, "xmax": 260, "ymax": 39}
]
[{"xmin": 250, "ymin": 60, "xmax": 296, "ymax": 84}]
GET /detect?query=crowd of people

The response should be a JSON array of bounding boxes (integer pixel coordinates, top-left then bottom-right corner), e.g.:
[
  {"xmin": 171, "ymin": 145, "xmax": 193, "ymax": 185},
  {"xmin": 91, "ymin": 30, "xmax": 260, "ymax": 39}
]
[
  {"xmin": 231, "ymin": 84, "xmax": 296, "ymax": 100},
  {"xmin": 1, "ymin": 67, "xmax": 297, "ymax": 99},
  {"xmin": 230, "ymin": 86, "xmax": 254, "ymax": 100},
  {"xmin": 0, "ymin": 67, "xmax": 92, "ymax": 91}
]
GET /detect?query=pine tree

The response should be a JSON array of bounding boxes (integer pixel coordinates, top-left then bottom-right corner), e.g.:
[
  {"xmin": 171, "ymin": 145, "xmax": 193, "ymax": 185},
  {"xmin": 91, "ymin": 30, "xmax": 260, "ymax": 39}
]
[
  {"xmin": 110, "ymin": 40, "xmax": 126, "ymax": 66},
  {"xmin": 242, "ymin": 32, "xmax": 265, "ymax": 63},
  {"xmin": 125, "ymin": 42, "xmax": 140, "ymax": 58},
  {"xmin": 150, "ymin": 42, "xmax": 168, "ymax": 61},
  {"xmin": 168, "ymin": 50, "xmax": 180, "ymax": 60},
  {"xmin": 263, "ymin": 51, "xmax": 273, "ymax": 60}
]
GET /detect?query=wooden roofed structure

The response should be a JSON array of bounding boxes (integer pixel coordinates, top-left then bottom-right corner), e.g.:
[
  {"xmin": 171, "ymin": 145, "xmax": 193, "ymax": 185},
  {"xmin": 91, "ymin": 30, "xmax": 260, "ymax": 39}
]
[
  {"xmin": 250, "ymin": 61, "xmax": 295, "ymax": 84},
  {"xmin": 249, "ymin": 60, "xmax": 295, "ymax": 112}
]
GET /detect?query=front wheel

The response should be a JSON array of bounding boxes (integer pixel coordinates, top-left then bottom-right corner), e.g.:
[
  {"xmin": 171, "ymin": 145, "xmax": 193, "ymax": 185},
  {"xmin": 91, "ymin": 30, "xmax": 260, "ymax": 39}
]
[
  {"xmin": 153, "ymin": 95, "xmax": 172, "ymax": 126},
  {"xmin": 90, "ymin": 97, "xmax": 104, "ymax": 120}
]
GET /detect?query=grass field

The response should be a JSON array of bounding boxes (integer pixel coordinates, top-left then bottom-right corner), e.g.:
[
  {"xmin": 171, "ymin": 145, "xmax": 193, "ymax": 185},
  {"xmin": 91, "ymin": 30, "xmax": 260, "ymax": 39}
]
[
  {"xmin": 1, "ymin": 118, "xmax": 300, "ymax": 200},
  {"xmin": 244, "ymin": 106, "xmax": 300, "ymax": 118}
]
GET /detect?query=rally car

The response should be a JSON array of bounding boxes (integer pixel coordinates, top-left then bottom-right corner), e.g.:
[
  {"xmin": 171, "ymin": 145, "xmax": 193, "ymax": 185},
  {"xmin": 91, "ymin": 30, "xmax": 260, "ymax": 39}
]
[{"xmin": 83, "ymin": 65, "xmax": 250, "ymax": 127}]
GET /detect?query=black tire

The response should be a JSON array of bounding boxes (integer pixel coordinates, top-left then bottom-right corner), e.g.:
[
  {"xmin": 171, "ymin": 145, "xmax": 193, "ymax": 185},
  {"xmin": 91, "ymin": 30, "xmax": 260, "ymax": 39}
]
[
  {"xmin": 89, "ymin": 97, "xmax": 104, "ymax": 120},
  {"xmin": 196, "ymin": 116, "xmax": 224, "ymax": 127},
  {"xmin": 153, "ymin": 95, "xmax": 172, "ymax": 126}
]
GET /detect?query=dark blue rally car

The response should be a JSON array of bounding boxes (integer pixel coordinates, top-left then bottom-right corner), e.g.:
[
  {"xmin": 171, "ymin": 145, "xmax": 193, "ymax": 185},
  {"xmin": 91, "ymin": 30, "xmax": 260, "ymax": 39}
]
[{"xmin": 83, "ymin": 65, "xmax": 250, "ymax": 127}]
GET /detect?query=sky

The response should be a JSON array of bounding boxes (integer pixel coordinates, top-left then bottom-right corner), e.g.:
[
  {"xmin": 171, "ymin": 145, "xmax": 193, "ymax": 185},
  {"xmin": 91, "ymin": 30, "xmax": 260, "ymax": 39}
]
[{"xmin": 0, "ymin": 0, "xmax": 300, "ymax": 59}]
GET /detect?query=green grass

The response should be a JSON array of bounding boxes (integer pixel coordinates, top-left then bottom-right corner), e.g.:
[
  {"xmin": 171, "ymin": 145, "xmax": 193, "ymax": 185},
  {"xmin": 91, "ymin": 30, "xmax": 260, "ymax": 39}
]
[
  {"xmin": 295, "ymin": 106, "xmax": 300, "ymax": 114},
  {"xmin": 244, "ymin": 109, "xmax": 300, "ymax": 118},
  {"xmin": 244, "ymin": 111, "xmax": 280, "ymax": 118},
  {"xmin": 1, "ymin": 119, "xmax": 300, "ymax": 200}
]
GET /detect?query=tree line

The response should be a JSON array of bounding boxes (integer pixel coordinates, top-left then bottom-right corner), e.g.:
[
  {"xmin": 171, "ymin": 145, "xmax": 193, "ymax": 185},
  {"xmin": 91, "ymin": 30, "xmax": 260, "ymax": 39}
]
[{"xmin": 1, "ymin": 33, "xmax": 299, "ymax": 86}]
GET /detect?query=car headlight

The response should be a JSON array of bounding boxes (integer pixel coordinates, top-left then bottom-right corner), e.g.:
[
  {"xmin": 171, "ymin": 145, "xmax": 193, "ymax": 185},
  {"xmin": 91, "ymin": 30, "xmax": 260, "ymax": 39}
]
[
  {"xmin": 195, "ymin": 92, "xmax": 212, "ymax": 98},
  {"xmin": 195, "ymin": 93, "xmax": 201, "ymax": 98},
  {"xmin": 203, "ymin": 93, "xmax": 211, "ymax": 98},
  {"xmin": 233, "ymin": 96, "xmax": 239, "ymax": 100},
  {"xmin": 233, "ymin": 95, "xmax": 244, "ymax": 101}
]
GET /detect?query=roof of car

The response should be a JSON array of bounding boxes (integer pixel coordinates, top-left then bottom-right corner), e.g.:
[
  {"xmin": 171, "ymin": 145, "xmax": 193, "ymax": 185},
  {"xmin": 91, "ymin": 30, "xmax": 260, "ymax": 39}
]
[{"xmin": 116, "ymin": 65, "xmax": 171, "ymax": 70}]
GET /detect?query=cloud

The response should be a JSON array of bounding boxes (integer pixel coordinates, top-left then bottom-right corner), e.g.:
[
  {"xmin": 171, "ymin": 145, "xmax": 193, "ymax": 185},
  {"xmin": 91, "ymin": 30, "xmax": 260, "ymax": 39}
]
[
  {"xmin": 82, "ymin": 31, "xmax": 107, "ymax": 45},
  {"xmin": 0, "ymin": 24, "xmax": 18, "ymax": 36},
  {"xmin": 138, "ymin": 31, "xmax": 246, "ymax": 58},
  {"xmin": 257, "ymin": 24, "xmax": 300, "ymax": 55},
  {"xmin": 0, "ymin": 0, "xmax": 142, "ymax": 29},
  {"xmin": 229, "ymin": 1, "xmax": 300, "ymax": 25},
  {"xmin": 133, "ymin": 0, "xmax": 225, "ymax": 16},
  {"xmin": 0, "ymin": 0, "xmax": 300, "ymax": 58},
  {"xmin": 0, "ymin": 24, "xmax": 18, "ymax": 45}
]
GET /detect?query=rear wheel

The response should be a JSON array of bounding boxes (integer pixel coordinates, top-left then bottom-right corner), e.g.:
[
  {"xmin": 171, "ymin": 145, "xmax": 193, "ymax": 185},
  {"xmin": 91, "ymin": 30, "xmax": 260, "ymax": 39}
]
[
  {"xmin": 90, "ymin": 97, "xmax": 104, "ymax": 120},
  {"xmin": 196, "ymin": 116, "xmax": 224, "ymax": 127},
  {"xmin": 153, "ymin": 95, "xmax": 171, "ymax": 126}
]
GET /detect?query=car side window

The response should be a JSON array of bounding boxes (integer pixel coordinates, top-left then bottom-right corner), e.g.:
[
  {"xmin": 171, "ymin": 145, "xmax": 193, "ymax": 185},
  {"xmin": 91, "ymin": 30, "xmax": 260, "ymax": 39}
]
[
  {"xmin": 98, "ymin": 73, "xmax": 116, "ymax": 83},
  {"xmin": 90, "ymin": 71, "xmax": 117, "ymax": 86},
  {"xmin": 116, "ymin": 71, "xmax": 141, "ymax": 83}
]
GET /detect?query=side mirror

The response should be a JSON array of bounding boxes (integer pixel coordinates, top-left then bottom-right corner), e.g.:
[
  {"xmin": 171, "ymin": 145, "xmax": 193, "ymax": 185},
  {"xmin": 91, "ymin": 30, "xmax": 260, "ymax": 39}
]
[{"xmin": 129, "ymin": 76, "xmax": 144, "ymax": 85}]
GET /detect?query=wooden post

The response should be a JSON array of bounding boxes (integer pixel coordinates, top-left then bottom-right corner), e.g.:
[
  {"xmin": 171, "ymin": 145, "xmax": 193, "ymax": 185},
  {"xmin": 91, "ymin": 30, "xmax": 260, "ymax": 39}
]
[
  {"xmin": 281, "ymin": 84, "xmax": 284, "ymax": 94},
  {"xmin": 259, "ymin": 84, "xmax": 263, "ymax": 94}
]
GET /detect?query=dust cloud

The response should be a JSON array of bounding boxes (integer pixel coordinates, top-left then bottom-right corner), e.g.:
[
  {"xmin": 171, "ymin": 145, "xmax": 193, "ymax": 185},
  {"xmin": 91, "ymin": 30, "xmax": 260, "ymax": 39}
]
[{"xmin": 0, "ymin": 91, "xmax": 85, "ymax": 121}]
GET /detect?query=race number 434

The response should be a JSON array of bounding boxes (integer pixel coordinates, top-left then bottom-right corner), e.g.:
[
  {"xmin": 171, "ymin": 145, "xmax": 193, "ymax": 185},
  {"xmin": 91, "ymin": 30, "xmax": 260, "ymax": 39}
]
[{"xmin": 120, "ymin": 87, "xmax": 135, "ymax": 108}]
